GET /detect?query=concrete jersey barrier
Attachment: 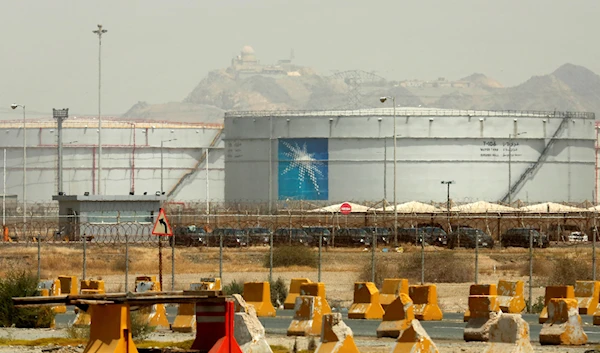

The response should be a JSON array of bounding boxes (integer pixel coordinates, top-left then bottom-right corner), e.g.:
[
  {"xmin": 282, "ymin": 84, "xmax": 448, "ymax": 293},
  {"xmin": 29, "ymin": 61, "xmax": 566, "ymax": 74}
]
[
  {"xmin": 463, "ymin": 284, "xmax": 497, "ymax": 322},
  {"xmin": 574, "ymin": 280, "xmax": 600, "ymax": 315},
  {"xmin": 539, "ymin": 285, "xmax": 574, "ymax": 324},
  {"xmin": 243, "ymin": 282, "xmax": 276, "ymax": 317},
  {"xmin": 409, "ymin": 285, "xmax": 443, "ymax": 321},
  {"xmin": 348, "ymin": 282, "xmax": 385, "ymax": 320},
  {"xmin": 539, "ymin": 297, "xmax": 587, "ymax": 345},
  {"xmin": 314, "ymin": 313, "xmax": 360, "ymax": 353},
  {"xmin": 284, "ymin": 278, "xmax": 312, "ymax": 310},
  {"xmin": 497, "ymin": 280, "xmax": 526, "ymax": 315},
  {"xmin": 287, "ymin": 295, "xmax": 331, "ymax": 336},
  {"xmin": 376, "ymin": 293, "xmax": 414, "ymax": 338},
  {"xmin": 380, "ymin": 278, "xmax": 409, "ymax": 311}
]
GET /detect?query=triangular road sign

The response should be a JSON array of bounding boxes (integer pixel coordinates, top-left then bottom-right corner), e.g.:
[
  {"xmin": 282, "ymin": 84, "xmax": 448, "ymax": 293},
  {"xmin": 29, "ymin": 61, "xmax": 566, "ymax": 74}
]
[{"xmin": 152, "ymin": 208, "xmax": 173, "ymax": 236}]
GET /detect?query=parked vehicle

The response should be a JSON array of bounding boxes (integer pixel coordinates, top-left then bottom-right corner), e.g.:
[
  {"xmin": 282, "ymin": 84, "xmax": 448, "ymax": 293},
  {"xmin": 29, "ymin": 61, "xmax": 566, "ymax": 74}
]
[
  {"xmin": 168, "ymin": 225, "xmax": 207, "ymax": 247},
  {"xmin": 244, "ymin": 227, "xmax": 271, "ymax": 246},
  {"xmin": 447, "ymin": 228, "xmax": 494, "ymax": 249},
  {"xmin": 273, "ymin": 228, "xmax": 313, "ymax": 246},
  {"xmin": 418, "ymin": 226, "xmax": 448, "ymax": 246},
  {"xmin": 211, "ymin": 228, "xmax": 248, "ymax": 247},
  {"xmin": 303, "ymin": 227, "xmax": 331, "ymax": 247},
  {"xmin": 335, "ymin": 228, "xmax": 370, "ymax": 247},
  {"xmin": 362, "ymin": 227, "xmax": 390, "ymax": 245},
  {"xmin": 501, "ymin": 228, "xmax": 549, "ymax": 248},
  {"xmin": 568, "ymin": 231, "xmax": 588, "ymax": 243},
  {"xmin": 396, "ymin": 228, "xmax": 427, "ymax": 245}
]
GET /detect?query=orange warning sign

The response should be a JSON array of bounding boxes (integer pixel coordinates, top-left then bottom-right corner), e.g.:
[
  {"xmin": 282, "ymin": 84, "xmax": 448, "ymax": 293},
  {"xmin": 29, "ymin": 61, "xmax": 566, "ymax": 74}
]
[{"xmin": 152, "ymin": 208, "xmax": 173, "ymax": 236}]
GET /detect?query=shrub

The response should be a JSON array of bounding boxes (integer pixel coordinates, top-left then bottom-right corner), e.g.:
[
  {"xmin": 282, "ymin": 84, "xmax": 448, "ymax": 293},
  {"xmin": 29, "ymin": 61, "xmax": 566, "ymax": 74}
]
[
  {"xmin": 264, "ymin": 246, "xmax": 317, "ymax": 268},
  {"xmin": 0, "ymin": 270, "xmax": 55, "ymax": 328},
  {"xmin": 525, "ymin": 295, "xmax": 545, "ymax": 314},
  {"xmin": 358, "ymin": 259, "xmax": 397, "ymax": 288},
  {"xmin": 223, "ymin": 280, "xmax": 245, "ymax": 295},
  {"xmin": 130, "ymin": 311, "xmax": 155, "ymax": 340},
  {"xmin": 546, "ymin": 255, "xmax": 594, "ymax": 286},
  {"xmin": 398, "ymin": 252, "xmax": 474, "ymax": 283},
  {"xmin": 270, "ymin": 277, "xmax": 288, "ymax": 308}
]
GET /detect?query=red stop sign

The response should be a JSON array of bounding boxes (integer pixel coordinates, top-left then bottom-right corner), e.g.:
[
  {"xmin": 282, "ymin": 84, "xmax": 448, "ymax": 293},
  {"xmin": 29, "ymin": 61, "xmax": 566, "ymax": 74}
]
[{"xmin": 340, "ymin": 202, "xmax": 352, "ymax": 215}]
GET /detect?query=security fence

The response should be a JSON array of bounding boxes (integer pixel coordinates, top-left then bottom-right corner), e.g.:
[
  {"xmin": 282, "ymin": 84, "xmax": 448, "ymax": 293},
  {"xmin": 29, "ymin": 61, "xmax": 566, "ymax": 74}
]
[{"xmin": 3, "ymin": 211, "xmax": 599, "ymax": 246}]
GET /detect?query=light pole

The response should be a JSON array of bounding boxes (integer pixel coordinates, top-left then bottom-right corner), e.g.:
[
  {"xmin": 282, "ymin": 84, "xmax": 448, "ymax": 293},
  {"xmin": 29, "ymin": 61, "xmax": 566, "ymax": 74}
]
[
  {"xmin": 53, "ymin": 109, "xmax": 69, "ymax": 194},
  {"xmin": 441, "ymin": 181, "xmax": 455, "ymax": 234},
  {"xmin": 441, "ymin": 181, "xmax": 455, "ymax": 212},
  {"xmin": 380, "ymin": 96, "xmax": 397, "ymax": 246},
  {"xmin": 11, "ymin": 104, "xmax": 26, "ymax": 240},
  {"xmin": 93, "ymin": 24, "xmax": 107, "ymax": 195},
  {"xmin": 161, "ymin": 139, "xmax": 177, "ymax": 194},
  {"xmin": 507, "ymin": 132, "xmax": 526, "ymax": 205}
]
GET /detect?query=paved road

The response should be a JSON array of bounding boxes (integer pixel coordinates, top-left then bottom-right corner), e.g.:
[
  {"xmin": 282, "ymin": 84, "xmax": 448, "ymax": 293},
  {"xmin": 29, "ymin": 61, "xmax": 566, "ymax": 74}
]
[{"xmin": 55, "ymin": 307, "xmax": 600, "ymax": 343}]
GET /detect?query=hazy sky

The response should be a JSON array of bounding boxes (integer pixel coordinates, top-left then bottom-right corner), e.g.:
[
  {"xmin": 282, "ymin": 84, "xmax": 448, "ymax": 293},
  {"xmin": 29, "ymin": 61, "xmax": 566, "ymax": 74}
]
[{"xmin": 1, "ymin": 0, "xmax": 599, "ymax": 119}]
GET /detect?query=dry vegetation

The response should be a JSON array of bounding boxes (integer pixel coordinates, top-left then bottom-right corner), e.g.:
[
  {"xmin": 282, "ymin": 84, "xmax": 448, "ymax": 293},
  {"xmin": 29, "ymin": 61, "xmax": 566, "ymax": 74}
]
[{"xmin": 1, "ymin": 243, "xmax": 598, "ymax": 312}]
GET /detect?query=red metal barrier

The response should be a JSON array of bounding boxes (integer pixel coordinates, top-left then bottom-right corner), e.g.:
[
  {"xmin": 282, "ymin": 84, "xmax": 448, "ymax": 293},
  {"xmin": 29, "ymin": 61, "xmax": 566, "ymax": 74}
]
[{"xmin": 191, "ymin": 299, "xmax": 242, "ymax": 353}]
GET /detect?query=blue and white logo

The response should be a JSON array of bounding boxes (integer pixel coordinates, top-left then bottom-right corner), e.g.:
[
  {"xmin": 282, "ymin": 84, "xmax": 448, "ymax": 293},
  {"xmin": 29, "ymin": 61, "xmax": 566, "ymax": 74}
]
[{"xmin": 278, "ymin": 138, "xmax": 328, "ymax": 200}]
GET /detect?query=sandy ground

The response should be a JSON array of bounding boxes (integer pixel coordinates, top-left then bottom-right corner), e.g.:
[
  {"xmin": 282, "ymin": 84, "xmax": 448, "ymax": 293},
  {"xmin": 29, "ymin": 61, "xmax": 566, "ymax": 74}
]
[{"xmin": 0, "ymin": 328, "xmax": 596, "ymax": 353}]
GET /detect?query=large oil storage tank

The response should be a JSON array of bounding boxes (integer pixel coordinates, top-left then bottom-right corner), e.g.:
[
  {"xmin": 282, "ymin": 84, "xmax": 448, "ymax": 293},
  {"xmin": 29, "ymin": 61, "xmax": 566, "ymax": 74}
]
[
  {"xmin": 0, "ymin": 118, "xmax": 224, "ymax": 202},
  {"xmin": 223, "ymin": 108, "xmax": 596, "ymax": 204}
]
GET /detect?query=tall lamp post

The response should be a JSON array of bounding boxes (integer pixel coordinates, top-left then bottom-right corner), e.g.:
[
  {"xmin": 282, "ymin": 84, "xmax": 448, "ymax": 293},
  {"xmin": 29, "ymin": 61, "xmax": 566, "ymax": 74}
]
[
  {"xmin": 93, "ymin": 24, "xmax": 107, "ymax": 195},
  {"xmin": 161, "ymin": 139, "xmax": 177, "ymax": 194},
  {"xmin": 441, "ymin": 181, "xmax": 455, "ymax": 233},
  {"xmin": 11, "ymin": 104, "xmax": 26, "ymax": 240},
  {"xmin": 53, "ymin": 109, "xmax": 69, "ymax": 194},
  {"xmin": 379, "ymin": 96, "xmax": 397, "ymax": 246},
  {"xmin": 507, "ymin": 132, "xmax": 526, "ymax": 205}
]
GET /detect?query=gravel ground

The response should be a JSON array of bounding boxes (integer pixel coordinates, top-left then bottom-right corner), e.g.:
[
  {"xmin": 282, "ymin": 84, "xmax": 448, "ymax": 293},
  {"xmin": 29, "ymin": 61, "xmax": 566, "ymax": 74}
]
[{"xmin": 0, "ymin": 327, "xmax": 597, "ymax": 353}]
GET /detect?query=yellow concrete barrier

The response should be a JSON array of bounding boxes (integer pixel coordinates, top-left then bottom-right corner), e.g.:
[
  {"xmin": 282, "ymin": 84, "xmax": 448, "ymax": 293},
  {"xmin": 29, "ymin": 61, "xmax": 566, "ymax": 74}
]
[
  {"xmin": 172, "ymin": 278, "xmax": 223, "ymax": 333},
  {"xmin": 38, "ymin": 279, "xmax": 65, "ymax": 315},
  {"xmin": 574, "ymin": 280, "xmax": 600, "ymax": 315},
  {"xmin": 300, "ymin": 282, "xmax": 331, "ymax": 312},
  {"xmin": 539, "ymin": 285, "xmax": 574, "ymax": 324},
  {"xmin": 409, "ymin": 285, "xmax": 443, "ymax": 321},
  {"xmin": 284, "ymin": 278, "xmax": 312, "ymax": 310},
  {"xmin": 348, "ymin": 282, "xmax": 385, "ymax": 320},
  {"xmin": 82, "ymin": 304, "xmax": 137, "ymax": 353},
  {"xmin": 287, "ymin": 295, "xmax": 331, "ymax": 336},
  {"xmin": 243, "ymin": 281, "xmax": 276, "ymax": 317},
  {"xmin": 386, "ymin": 295, "xmax": 439, "ymax": 353},
  {"xmin": 376, "ymin": 293, "xmax": 414, "ymax": 338},
  {"xmin": 58, "ymin": 275, "xmax": 78, "ymax": 295},
  {"xmin": 314, "ymin": 313, "xmax": 360, "ymax": 353},
  {"xmin": 482, "ymin": 313, "xmax": 533, "ymax": 353},
  {"xmin": 73, "ymin": 279, "xmax": 106, "ymax": 327},
  {"xmin": 497, "ymin": 280, "xmax": 526, "ymax": 314},
  {"xmin": 463, "ymin": 284, "xmax": 497, "ymax": 322},
  {"xmin": 539, "ymin": 298, "xmax": 588, "ymax": 345},
  {"xmin": 134, "ymin": 276, "xmax": 170, "ymax": 328},
  {"xmin": 380, "ymin": 278, "xmax": 409, "ymax": 311},
  {"xmin": 464, "ymin": 295, "xmax": 501, "ymax": 342}
]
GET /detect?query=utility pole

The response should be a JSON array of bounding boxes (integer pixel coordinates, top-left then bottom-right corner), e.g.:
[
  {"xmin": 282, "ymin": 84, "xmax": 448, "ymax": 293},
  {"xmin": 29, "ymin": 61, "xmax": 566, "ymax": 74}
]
[
  {"xmin": 93, "ymin": 24, "xmax": 107, "ymax": 195},
  {"xmin": 380, "ymin": 96, "xmax": 397, "ymax": 246},
  {"xmin": 11, "ymin": 104, "xmax": 26, "ymax": 240},
  {"xmin": 53, "ymin": 109, "xmax": 69, "ymax": 194}
]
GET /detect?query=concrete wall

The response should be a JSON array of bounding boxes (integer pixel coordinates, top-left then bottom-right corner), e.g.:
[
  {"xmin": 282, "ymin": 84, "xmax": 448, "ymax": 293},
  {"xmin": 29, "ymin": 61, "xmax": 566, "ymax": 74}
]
[{"xmin": 224, "ymin": 110, "xmax": 596, "ymax": 203}]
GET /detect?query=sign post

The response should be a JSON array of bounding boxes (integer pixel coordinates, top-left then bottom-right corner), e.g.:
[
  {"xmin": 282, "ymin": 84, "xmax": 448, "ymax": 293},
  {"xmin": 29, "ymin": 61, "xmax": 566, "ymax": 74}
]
[
  {"xmin": 340, "ymin": 202, "xmax": 352, "ymax": 215},
  {"xmin": 152, "ymin": 208, "xmax": 173, "ymax": 290}
]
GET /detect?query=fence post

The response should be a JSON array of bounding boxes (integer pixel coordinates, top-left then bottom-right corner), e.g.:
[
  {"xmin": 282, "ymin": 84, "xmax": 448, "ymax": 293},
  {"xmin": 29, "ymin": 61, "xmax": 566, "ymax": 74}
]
[{"xmin": 37, "ymin": 233, "xmax": 41, "ymax": 282}]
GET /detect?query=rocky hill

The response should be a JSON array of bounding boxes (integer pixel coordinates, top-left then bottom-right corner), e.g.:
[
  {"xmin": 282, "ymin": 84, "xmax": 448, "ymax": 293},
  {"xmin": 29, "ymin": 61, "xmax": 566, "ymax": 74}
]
[{"xmin": 123, "ymin": 60, "xmax": 600, "ymax": 123}]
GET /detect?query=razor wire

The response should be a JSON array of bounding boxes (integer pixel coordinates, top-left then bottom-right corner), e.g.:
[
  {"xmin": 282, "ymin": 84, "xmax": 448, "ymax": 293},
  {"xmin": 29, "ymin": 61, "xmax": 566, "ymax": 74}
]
[{"xmin": 3, "ymin": 212, "xmax": 598, "ymax": 248}]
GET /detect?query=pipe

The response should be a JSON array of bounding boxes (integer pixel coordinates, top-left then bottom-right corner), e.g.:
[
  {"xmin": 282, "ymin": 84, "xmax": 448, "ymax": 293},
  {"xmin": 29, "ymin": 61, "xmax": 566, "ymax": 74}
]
[
  {"xmin": 131, "ymin": 123, "xmax": 136, "ymax": 194},
  {"xmin": 92, "ymin": 146, "xmax": 96, "ymax": 195}
]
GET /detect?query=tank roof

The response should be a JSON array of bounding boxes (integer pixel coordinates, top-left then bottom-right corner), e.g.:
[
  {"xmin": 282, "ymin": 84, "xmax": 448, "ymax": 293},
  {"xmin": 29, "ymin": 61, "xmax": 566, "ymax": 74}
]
[{"xmin": 225, "ymin": 107, "xmax": 594, "ymax": 119}]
